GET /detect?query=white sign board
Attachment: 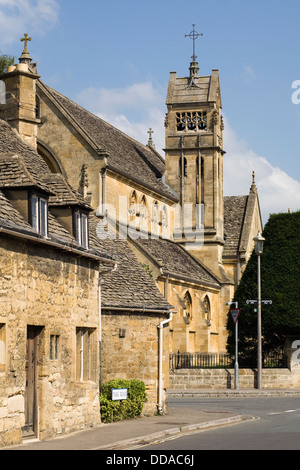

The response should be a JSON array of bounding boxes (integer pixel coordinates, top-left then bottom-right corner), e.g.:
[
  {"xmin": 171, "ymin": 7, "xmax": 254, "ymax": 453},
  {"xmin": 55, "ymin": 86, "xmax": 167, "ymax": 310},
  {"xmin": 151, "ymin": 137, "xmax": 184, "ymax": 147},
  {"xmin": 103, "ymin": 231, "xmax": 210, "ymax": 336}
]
[{"xmin": 112, "ymin": 388, "xmax": 128, "ymax": 401}]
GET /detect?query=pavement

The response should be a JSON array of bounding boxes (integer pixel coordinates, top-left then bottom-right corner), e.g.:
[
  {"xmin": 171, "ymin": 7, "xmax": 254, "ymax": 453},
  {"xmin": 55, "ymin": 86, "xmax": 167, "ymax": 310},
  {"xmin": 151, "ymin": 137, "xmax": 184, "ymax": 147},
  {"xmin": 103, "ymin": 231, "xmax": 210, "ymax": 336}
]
[{"xmin": 3, "ymin": 388, "xmax": 300, "ymax": 451}]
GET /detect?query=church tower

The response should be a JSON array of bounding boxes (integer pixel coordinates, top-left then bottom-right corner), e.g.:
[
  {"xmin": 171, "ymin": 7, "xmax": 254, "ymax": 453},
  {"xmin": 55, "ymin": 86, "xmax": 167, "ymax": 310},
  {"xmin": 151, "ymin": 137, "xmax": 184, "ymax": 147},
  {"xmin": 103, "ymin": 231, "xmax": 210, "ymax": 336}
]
[
  {"xmin": 164, "ymin": 26, "xmax": 225, "ymax": 276},
  {"xmin": 0, "ymin": 34, "xmax": 40, "ymax": 149}
]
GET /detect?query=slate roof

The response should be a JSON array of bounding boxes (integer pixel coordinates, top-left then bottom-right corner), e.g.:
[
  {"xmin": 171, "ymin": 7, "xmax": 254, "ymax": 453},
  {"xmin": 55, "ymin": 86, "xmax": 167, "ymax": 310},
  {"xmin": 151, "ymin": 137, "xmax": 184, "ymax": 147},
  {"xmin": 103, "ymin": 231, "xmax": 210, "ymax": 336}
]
[
  {"xmin": 0, "ymin": 119, "xmax": 172, "ymax": 310},
  {"xmin": 42, "ymin": 173, "xmax": 92, "ymax": 210},
  {"xmin": 135, "ymin": 238, "xmax": 220, "ymax": 289},
  {"xmin": 39, "ymin": 82, "xmax": 178, "ymax": 202},
  {"xmin": 89, "ymin": 217, "xmax": 173, "ymax": 312},
  {"xmin": 0, "ymin": 119, "xmax": 112, "ymax": 260},
  {"xmin": 223, "ymin": 195, "xmax": 249, "ymax": 257},
  {"xmin": 0, "ymin": 120, "xmax": 91, "ymax": 207}
]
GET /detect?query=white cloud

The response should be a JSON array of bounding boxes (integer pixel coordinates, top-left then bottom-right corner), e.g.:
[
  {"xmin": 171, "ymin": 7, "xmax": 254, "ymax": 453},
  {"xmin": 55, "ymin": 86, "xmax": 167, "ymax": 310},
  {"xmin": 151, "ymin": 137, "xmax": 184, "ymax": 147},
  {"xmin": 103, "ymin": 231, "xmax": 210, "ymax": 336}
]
[
  {"xmin": 0, "ymin": 0, "xmax": 59, "ymax": 45},
  {"xmin": 76, "ymin": 82, "xmax": 166, "ymax": 150},
  {"xmin": 77, "ymin": 82, "xmax": 300, "ymax": 224},
  {"xmin": 223, "ymin": 116, "xmax": 300, "ymax": 223}
]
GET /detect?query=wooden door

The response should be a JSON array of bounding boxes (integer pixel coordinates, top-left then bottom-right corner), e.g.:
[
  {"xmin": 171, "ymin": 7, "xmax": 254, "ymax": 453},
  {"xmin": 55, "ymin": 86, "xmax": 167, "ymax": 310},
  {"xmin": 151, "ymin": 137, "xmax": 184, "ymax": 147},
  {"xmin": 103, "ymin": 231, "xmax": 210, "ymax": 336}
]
[{"xmin": 24, "ymin": 326, "xmax": 41, "ymax": 436}]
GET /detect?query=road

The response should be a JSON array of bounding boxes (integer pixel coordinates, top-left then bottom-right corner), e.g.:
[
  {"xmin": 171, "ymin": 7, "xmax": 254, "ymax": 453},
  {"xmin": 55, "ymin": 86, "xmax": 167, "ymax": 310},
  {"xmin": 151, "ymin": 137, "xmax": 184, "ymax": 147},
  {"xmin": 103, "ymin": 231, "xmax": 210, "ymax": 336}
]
[{"xmin": 135, "ymin": 397, "xmax": 300, "ymax": 450}]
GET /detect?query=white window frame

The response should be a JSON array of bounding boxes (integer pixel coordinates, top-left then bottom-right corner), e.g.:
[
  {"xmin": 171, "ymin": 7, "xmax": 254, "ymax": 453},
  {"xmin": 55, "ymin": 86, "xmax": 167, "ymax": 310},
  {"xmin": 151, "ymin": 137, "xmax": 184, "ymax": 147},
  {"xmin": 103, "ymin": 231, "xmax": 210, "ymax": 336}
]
[
  {"xmin": 31, "ymin": 194, "xmax": 48, "ymax": 237},
  {"xmin": 74, "ymin": 211, "xmax": 89, "ymax": 249}
]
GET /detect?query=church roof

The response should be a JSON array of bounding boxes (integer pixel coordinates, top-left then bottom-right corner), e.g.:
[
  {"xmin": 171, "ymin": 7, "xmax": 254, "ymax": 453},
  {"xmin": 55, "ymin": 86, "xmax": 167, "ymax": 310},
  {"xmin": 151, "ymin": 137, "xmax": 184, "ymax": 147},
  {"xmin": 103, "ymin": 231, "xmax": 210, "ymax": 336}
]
[
  {"xmin": 38, "ymin": 82, "xmax": 179, "ymax": 203},
  {"xmin": 223, "ymin": 183, "xmax": 261, "ymax": 258},
  {"xmin": 135, "ymin": 238, "xmax": 221, "ymax": 289},
  {"xmin": 223, "ymin": 195, "xmax": 248, "ymax": 257},
  {"xmin": 0, "ymin": 119, "xmax": 112, "ymax": 261},
  {"xmin": 89, "ymin": 217, "xmax": 173, "ymax": 312},
  {"xmin": 0, "ymin": 120, "xmax": 92, "ymax": 209}
]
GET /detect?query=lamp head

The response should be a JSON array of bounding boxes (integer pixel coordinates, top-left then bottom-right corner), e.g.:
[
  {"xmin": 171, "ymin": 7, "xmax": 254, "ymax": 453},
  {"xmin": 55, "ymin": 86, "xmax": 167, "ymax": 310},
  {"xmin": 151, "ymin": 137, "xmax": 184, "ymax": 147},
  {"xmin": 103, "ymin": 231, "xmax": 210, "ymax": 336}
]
[{"xmin": 253, "ymin": 231, "xmax": 265, "ymax": 254}]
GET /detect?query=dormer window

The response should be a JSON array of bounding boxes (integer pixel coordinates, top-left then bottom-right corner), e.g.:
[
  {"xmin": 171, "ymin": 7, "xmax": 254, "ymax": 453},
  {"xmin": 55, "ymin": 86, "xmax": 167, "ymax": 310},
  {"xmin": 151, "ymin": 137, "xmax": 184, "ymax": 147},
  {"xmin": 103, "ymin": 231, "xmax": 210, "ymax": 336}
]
[
  {"xmin": 74, "ymin": 210, "xmax": 89, "ymax": 249},
  {"xmin": 31, "ymin": 193, "xmax": 48, "ymax": 237}
]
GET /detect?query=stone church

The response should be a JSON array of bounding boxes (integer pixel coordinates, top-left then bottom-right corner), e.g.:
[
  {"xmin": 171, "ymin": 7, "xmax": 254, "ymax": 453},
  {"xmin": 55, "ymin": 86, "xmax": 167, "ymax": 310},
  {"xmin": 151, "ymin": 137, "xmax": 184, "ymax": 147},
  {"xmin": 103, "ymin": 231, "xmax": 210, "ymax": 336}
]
[{"xmin": 0, "ymin": 35, "xmax": 262, "ymax": 445}]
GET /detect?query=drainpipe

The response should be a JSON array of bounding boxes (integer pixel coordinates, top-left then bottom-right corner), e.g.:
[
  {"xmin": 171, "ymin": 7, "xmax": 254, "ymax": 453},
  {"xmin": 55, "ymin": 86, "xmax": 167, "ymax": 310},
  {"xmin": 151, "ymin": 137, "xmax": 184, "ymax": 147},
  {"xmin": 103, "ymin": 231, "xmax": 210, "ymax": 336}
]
[
  {"xmin": 157, "ymin": 310, "xmax": 175, "ymax": 415},
  {"xmin": 99, "ymin": 263, "xmax": 117, "ymax": 393},
  {"xmin": 101, "ymin": 168, "xmax": 107, "ymax": 213}
]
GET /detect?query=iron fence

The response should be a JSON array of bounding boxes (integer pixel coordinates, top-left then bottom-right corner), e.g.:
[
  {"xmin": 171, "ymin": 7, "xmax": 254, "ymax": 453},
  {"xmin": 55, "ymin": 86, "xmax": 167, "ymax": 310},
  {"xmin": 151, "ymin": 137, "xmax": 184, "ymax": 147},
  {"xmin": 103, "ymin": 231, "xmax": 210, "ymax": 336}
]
[{"xmin": 170, "ymin": 350, "xmax": 288, "ymax": 370}]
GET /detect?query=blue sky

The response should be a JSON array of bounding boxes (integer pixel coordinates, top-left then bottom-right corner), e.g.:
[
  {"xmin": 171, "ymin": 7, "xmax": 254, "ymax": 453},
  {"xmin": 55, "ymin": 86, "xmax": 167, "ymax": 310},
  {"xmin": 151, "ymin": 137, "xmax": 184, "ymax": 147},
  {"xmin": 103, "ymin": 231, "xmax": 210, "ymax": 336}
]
[{"xmin": 1, "ymin": 0, "xmax": 300, "ymax": 222}]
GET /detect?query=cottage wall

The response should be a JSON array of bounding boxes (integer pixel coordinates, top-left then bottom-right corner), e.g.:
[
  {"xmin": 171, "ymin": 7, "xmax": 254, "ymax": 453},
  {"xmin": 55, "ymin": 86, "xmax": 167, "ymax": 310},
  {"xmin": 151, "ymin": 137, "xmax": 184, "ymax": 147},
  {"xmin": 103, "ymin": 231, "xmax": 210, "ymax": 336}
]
[
  {"xmin": 101, "ymin": 311, "xmax": 170, "ymax": 415},
  {"xmin": 0, "ymin": 235, "xmax": 100, "ymax": 447}
]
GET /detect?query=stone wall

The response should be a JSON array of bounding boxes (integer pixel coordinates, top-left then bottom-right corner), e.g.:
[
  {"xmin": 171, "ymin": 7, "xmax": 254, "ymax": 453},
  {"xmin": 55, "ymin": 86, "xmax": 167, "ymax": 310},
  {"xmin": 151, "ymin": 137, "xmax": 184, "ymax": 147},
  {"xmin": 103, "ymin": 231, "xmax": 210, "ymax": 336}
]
[
  {"xmin": 101, "ymin": 311, "xmax": 170, "ymax": 415},
  {"xmin": 170, "ymin": 366, "xmax": 300, "ymax": 390},
  {"xmin": 0, "ymin": 235, "xmax": 101, "ymax": 447}
]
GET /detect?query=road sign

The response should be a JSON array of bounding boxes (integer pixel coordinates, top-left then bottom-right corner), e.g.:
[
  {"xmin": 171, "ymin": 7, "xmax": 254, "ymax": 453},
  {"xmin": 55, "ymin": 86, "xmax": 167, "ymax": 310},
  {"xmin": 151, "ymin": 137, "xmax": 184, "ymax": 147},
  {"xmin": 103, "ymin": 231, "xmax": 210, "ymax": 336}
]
[
  {"xmin": 230, "ymin": 308, "xmax": 241, "ymax": 325},
  {"xmin": 246, "ymin": 300, "xmax": 272, "ymax": 305}
]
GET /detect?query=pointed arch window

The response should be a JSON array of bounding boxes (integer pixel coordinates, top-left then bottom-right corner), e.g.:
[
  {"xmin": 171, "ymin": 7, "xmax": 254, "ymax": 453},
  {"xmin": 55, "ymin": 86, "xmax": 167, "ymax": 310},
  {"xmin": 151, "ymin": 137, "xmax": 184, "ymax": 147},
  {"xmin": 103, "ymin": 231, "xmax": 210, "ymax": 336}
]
[
  {"xmin": 139, "ymin": 195, "xmax": 147, "ymax": 219},
  {"xmin": 129, "ymin": 190, "xmax": 138, "ymax": 216},
  {"xmin": 203, "ymin": 295, "xmax": 211, "ymax": 323},
  {"xmin": 184, "ymin": 291, "xmax": 193, "ymax": 321}
]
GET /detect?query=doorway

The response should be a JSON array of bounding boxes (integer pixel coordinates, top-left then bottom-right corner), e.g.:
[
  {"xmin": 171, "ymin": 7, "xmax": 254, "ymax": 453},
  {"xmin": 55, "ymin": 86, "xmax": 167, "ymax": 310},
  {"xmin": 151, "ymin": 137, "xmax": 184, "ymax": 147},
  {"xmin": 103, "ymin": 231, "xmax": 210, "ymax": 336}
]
[{"xmin": 23, "ymin": 326, "xmax": 43, "ymax": 438}]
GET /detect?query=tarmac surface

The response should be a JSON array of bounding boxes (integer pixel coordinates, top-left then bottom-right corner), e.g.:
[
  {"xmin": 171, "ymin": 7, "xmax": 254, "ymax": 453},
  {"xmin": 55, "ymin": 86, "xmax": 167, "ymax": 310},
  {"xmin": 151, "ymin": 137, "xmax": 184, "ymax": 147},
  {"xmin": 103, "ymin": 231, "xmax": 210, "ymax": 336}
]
[{"xmin": 3, "ymin": 388, "xmax": 300, "ymax": 451}]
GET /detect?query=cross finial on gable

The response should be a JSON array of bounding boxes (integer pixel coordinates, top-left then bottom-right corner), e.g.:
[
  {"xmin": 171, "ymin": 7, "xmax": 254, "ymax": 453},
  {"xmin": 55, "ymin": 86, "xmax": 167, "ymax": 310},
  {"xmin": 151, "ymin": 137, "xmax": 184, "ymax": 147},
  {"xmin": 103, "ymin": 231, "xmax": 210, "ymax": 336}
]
[{"xmin": 147, "ymin": 128, "xmax": 155, "ymax": 147}]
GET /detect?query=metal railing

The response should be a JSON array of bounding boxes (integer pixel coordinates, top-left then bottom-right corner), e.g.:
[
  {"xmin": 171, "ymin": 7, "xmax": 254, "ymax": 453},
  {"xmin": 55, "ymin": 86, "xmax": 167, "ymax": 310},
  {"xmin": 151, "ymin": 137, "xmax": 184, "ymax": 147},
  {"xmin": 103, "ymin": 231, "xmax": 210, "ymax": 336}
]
[{"xmin": 170, "ymin": 351, "xmax": 288, "ymax": 370}]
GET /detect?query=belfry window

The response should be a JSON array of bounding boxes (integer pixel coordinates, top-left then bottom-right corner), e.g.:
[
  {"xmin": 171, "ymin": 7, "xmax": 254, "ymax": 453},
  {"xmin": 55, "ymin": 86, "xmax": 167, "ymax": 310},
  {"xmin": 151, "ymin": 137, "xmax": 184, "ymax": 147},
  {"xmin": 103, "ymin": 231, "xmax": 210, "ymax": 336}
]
[
  {"xmin": 31, "ymin": 193, "xmax": 48, "ymax": 237},
  {"xmin": 176, "ymin": 111, "xmax": 207, "ymax": 132}
]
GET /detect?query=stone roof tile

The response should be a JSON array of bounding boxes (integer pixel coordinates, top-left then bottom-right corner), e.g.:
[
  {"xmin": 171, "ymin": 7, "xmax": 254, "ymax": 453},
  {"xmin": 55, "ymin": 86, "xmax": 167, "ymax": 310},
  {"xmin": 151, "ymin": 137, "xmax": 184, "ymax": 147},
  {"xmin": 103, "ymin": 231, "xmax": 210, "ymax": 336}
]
[
  {"xmin": 41, "ymin": 84, "xmax": 178, "ymax": 202},
  {"xmin": 136, "ymin": 238, "xmax": 220, "ymax": 289},
  {"xmin": 89, "ymin": 216, "xmax": 173, "ymax": 311}
]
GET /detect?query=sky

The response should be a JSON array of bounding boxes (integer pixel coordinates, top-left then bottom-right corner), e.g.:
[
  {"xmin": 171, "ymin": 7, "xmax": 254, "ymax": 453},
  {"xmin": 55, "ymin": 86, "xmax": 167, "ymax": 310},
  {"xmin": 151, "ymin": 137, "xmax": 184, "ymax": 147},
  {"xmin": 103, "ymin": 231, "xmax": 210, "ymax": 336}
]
[{"xmin": 1, "ymin": 0, "xmax": 300, "ymax": 224}]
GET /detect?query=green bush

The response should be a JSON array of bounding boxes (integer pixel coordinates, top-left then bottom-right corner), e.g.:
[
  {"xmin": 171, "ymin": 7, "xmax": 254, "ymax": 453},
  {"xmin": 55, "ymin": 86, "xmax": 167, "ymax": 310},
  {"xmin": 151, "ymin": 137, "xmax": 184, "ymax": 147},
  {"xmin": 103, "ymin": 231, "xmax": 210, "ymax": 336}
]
[
  {"xmin": 226, "ymin": 211, "xmax": 300, "ymax": 356},
  {"xmin": 99, "ymin": 379, "xmax": 147, "ymax": 423}
]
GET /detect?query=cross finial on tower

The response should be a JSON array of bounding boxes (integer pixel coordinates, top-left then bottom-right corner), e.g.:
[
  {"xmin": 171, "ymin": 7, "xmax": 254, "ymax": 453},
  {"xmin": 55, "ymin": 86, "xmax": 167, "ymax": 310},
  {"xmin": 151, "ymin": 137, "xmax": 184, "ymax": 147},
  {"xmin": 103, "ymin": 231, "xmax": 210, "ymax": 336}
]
[
  {"xmin": 21, "ymin": 33, "xmax": 32, "ymax": 53},
  {"xmin": 19, "ymin": 33, "xmax": 32, "ymax": 65},
  {"xmin": 185, "ymin": 24, "xmax": 203, "ymax": 62}
]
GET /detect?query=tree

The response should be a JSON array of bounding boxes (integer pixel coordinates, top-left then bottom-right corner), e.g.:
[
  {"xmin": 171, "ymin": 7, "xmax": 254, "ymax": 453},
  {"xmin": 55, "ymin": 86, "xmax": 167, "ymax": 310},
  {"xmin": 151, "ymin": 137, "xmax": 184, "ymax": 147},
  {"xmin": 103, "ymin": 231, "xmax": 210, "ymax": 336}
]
[
  {"xmin": 226, "ymin": 211, "xmax": 300, "ymax": 359},
  {"xmin": 0, "ymin": 52, "xmax": 15, "ymax": 75}
]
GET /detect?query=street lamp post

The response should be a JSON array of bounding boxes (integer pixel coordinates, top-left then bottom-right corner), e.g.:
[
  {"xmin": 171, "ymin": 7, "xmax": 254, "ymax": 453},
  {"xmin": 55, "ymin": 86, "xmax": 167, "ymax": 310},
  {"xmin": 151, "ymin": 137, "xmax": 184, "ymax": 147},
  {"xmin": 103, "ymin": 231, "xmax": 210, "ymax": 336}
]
[
  {"xmin": 253, "ymin": 231, "xmax": 265, "ymax": 390},
  {"xmin": 226, "ymin": 301, "xmax": 240, "ymax": 390}
]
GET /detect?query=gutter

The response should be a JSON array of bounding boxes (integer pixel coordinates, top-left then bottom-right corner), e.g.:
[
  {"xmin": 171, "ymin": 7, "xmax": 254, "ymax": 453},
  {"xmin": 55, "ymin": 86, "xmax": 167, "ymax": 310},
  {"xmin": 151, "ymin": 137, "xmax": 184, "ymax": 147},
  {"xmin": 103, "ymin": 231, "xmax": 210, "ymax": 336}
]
[
  {"xmin": 0, "ymin": 225, "xmax": 116, "ymax": 264},
  {"xmin": 101, "ymin": 306, "xmax": 171, "ymax": 314}
]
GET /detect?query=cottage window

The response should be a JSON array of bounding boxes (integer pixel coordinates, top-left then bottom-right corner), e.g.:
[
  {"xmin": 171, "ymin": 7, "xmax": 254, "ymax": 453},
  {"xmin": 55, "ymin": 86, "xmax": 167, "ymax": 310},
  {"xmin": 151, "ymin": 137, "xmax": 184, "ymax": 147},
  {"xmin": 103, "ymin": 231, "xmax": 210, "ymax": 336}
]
[
  {"xmin": 76, "ymin": 328, "xmax": 97, "ymax": 382},
  {"xmin": 0, "ymin": 324, "xmax": 6, "ymax": 372},
  {"xmin": 31, "ymin": 194, "xmax": 48, "ymax": 237},
  {"xmin": 74, "ymin": 211, "xmax": 89, "ymax": 249}
]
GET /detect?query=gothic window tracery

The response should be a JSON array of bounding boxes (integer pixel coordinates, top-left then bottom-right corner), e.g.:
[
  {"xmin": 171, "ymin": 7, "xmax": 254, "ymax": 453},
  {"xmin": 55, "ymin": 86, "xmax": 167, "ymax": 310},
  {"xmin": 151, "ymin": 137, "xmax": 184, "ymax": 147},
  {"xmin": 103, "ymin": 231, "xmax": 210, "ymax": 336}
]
[
  {"xmin": 176, "ymin": 111, "xmax": 207, "ymax": 132},
  {"xmin": 184, "ymin": 291, "xmax": 193, "ymax": 321},
  {"xmin": 203, "ymin": 295, "xmax": 211, "ymax": 324},
  {"xmin": 129, "ymin": 190, "xmax": 138, "ymax": 216}
]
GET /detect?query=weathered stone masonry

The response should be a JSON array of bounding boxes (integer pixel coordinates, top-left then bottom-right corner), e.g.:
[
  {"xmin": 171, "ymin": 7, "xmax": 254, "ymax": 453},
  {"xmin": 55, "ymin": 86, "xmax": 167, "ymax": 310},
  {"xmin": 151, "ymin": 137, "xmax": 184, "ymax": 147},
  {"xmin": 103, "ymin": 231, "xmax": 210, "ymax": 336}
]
[{"xmin": 0, "ymin": 234, "xmax": 101, "ymax": 447}]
